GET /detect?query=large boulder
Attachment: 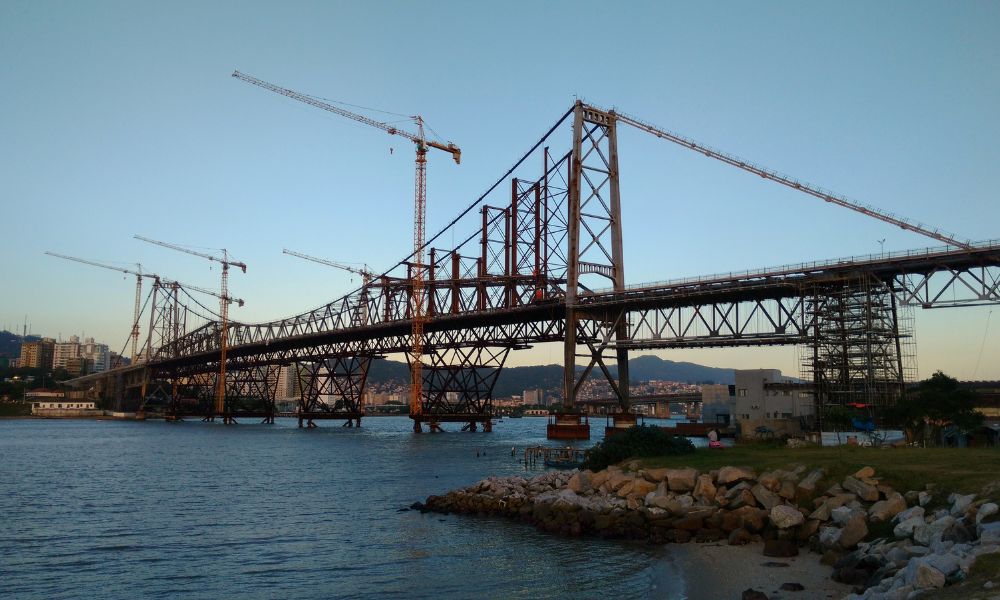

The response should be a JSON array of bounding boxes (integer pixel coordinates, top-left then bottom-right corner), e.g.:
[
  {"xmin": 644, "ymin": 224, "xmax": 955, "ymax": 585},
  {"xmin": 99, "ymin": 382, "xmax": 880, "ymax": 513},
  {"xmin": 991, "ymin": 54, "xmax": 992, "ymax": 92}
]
[
  {"xmin": 824, "ymin": 493, "xmax": 858, "ymax": 511},
  {"xmin": 630, "ymin": 479, "xmax": 658, "ymax": 499},
  {"xmin": 770, "ymin": 504, "xmax": 805, "ymax": 529},
  {"xmin": 842, "ymin": 476, "xmax": 879, "ymax": 502},
  {"xmin": 641, "ymin": 467, "xmax": 671, "ymax": 483},
  {"xmin": 979, "ymin": 521, "xmax": 1000, "ymax": 545},
  {"xmin": 977, "ymin": 502, "xmax": 999, "ymax": 525},
  {"xmin": 796, "ymin": 468, "xmax": 825, "ymax": 498},
  {"xmin": 893, "ymin": 516, "xmax": 925, "ymax": 539},
  {"xmin": 894, "ymin": 505, "xmax": 925, "ymax": 523},
  {"xmin": 913, "ymin": 515, "xmax": 956, "ymax": 546},
  {"xmin": 830, "ymin": 506, "xmax": 857, "ymax": 526},
  {"xmin": 853, "ymin": 466, "xmax": 875, "ymax": 479},
  {"xmin": 665, "ymin": 468, "xmax": 698, "ymax": 492},
  {"xmin": 758, "ymin": 470, "xmax": 782, "ymax": 492},
  {"xmin": 808, "ymin": 503, "xmax": 832, "ymax": 522},
  {"xmin": 869, "ymin": 493, "xmax": 907, "ymax": 523},
  {"xmin": 648, "ymin": 495, "xmax": 685, "ymax": 515},
  {"xmin": 819, "ymin": 526, "xmax": 842, "ymax": 549},
  {"xmin": 903, "ymin": 560, "xmax": 946, "ymax": 589},
  {"xmin": 950, "ymin": 493, "xmax": 976, "ymax": 517},
  {"xmin": 605, "ymin": 469, "xmax": 632, "ymax": 492},
  {"xmin": 717, "ymin": 466, "xmax": 756, "ymax": 485},
  {"xmin": 567, "ymin": 471, "xmax": 592, "ymax": 494},
  {"xmin": 693, "ymin": 474, "xmax": 716, "ymax": 502},
  {"xmin": 751, "ymin": 484, "xmax": 781, "ymax": 511},
  {"xmin": 838, "ymin": 514, "xmax": 869, "ymax": 549}
]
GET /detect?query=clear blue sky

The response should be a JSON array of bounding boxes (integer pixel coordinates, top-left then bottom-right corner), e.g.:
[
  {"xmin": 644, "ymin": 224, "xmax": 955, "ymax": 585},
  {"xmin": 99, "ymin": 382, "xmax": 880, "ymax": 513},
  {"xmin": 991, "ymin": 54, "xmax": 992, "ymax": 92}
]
[{"xmin": 2, "ymin": 1, "xmax": 998, "ymax": 379}]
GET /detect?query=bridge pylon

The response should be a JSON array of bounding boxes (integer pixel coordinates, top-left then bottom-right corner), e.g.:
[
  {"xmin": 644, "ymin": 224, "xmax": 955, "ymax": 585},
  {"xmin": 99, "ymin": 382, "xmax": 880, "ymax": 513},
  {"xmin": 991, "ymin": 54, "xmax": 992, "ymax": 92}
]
[
  {"xmin": 553, "ymin": 102, "xmax": 631, "ymax": 440},
  {"xmin": 296, "ymin": 356, "xmax": 370, "ymax": 428},
  {"xmin": 409, "ymin": 344, "xmax": 508, "ymax": 432}
]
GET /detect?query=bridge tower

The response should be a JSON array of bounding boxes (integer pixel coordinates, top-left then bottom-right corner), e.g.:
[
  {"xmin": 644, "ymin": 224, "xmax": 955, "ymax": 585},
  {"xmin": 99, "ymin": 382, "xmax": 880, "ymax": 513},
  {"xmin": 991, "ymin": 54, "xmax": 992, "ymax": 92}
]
[{"xmin": 551, "ymin": 102, "xmax": 631, "ymax": 440}]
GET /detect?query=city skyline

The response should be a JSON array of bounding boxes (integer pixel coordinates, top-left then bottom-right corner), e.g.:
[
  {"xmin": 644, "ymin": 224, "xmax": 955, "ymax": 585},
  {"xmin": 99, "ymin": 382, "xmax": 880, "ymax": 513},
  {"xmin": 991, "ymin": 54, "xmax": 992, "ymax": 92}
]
[{"xmin": 2, "ymin": 2, "xmax": 998, "ymax": 379}]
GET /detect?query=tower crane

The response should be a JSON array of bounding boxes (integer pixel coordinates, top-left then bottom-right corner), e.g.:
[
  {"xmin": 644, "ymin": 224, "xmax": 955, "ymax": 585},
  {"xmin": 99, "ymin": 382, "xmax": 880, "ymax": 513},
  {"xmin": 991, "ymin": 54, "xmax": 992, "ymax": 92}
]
[
  {"xmin": 283, "ymin": 248, "xmax": 374, "ymax": 327},
  {"xmin": 44, "ymin": 251, "xmax": 160, "ymax": 364},
  {"xmin": 282, "ymin": 249, "xmax": 374, "ymax": 286},
  {"xmin": 166, "ymin": 280, "xmax": 245, "ymax": 308},
  {"xmin": 134, "ymin": 235, "xmax": 247, "ymax": 423},
  {"xmin": 45, "ymin": 251, "xmax": 247, "ymax": 365},
  {"xmin": 233, "ymin": 70, "xmax": 461, "ymax": 430}
]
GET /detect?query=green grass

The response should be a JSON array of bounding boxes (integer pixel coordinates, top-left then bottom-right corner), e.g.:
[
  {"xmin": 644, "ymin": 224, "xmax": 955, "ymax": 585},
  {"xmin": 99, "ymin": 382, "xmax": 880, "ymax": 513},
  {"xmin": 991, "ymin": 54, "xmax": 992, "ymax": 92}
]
[{"xmin": 638, "ymin": 443, "xmax": 1000, "ymax": 497}]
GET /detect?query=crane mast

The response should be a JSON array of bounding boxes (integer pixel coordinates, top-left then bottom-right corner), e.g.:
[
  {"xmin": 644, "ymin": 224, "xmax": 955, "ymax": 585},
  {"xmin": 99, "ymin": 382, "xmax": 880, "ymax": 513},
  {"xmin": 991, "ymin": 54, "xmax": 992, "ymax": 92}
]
[
  {"xmin": 234, "ymin": 70, "xmax": 461, "ymax": 430},
  {"xmin": 134, "ymin": 235, "xmax": 247, "ymax": 423}
]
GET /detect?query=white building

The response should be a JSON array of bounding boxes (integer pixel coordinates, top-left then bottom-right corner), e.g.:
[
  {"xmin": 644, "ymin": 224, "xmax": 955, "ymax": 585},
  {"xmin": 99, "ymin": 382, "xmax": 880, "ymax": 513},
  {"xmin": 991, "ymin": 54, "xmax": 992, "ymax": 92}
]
[
  {"xmin": 80, "ymin": 337, "xmax": 110, "ymax": 373},
  {"xmin": 53, "ymin": 335, "xmax": 81, "ymax": 369},
  {"xmin": 523, "ymin": 388, "xmax": 544, "ymax": 406},
  {"xmin": 732, "ymin": 369, "xmax": 814, "ymax": 424}
]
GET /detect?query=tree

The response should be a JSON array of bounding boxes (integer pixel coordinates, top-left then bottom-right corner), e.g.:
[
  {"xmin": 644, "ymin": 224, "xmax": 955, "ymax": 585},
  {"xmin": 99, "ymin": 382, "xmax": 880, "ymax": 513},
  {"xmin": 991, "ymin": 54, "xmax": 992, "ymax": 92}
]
[{"xmin": 886, "ymin": 371, "xmax": 983, "ymax": 446}]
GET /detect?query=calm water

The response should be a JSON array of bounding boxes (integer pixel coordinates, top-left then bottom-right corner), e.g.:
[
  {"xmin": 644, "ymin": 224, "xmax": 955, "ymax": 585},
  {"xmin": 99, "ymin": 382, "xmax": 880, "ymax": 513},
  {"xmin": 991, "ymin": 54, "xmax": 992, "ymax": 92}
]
[{"xmin": 1, "ymin": 416, "xmax": 692, "ymax": 599}]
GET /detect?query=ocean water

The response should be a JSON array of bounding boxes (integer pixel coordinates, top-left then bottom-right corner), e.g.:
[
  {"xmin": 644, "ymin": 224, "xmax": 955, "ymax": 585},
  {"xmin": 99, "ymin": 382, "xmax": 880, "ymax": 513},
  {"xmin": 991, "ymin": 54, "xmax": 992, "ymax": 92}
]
[{"xmin": 1, "ymin": 416, "xmax": 690, "ymax": 599}]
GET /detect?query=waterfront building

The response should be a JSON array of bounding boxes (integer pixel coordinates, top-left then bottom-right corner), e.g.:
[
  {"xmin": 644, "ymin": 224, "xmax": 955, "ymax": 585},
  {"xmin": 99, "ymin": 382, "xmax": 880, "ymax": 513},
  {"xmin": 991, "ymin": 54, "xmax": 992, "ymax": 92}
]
[
  {"xmin": 733, "ymin": 369, "xmax": 815, "ymax": 425},
  {"xmin": 29, "ymin": 391, "xmax": 100, "ymax": 417},
  {"xmin": 702, "ymin": 383, "xmax": 735, "ymax": 425}
]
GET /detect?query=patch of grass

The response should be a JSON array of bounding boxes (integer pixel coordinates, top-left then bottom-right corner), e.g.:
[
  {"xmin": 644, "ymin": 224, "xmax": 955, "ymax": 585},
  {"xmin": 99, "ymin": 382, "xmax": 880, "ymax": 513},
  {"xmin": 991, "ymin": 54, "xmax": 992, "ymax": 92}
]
[{"xmin": 638, "ymin": 444, "xmax": 1000, "ymax": 497}]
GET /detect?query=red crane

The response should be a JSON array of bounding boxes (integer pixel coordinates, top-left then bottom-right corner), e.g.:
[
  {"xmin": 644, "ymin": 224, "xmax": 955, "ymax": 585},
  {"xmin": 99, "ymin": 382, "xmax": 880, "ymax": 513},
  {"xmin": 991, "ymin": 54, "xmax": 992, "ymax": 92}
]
[{"xmin": 233, "ymin": 70, "xmax": 461, "ymax": 429}]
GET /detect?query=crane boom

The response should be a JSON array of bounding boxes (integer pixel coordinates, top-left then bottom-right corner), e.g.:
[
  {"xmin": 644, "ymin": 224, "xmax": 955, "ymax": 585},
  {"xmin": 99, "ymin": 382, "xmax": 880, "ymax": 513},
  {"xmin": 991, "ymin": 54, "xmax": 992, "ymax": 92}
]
[
  {"xmin": 45, "ymin": 251, "xmax": 161, "ymax": 363},
  {"xmin": 235, "ymin": 70, "xmax": 461, "ymax": 431},
  {"xmin": 134, "ymin": 235, "xmax": 247, "ymax": 272},
  {"xmin": 232, "ymin": 71, "xmax": 461, "ymax": 164},
  {"xmin": 166, "ymin": 279, "xmax": 245, "ymax": 307},
  {"xmin": 282, "ymin": 249, "xmax": 374, "ymax": 282},
  {"xmin": 608, "ymin": 107, "xmax": 974, "ymax": 250}
]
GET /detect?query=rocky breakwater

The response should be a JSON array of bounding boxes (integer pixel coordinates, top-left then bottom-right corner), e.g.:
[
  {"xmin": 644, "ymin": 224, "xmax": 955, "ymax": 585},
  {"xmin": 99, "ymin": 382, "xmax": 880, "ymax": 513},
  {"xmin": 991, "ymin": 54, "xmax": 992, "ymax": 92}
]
[
  {"xmin": 418, "ymin": 464, "xmax": 1000, "ymax": 598},
  {"xmin": 835, "ymin": 488, "xmax": 1000, "ymax": 599}
]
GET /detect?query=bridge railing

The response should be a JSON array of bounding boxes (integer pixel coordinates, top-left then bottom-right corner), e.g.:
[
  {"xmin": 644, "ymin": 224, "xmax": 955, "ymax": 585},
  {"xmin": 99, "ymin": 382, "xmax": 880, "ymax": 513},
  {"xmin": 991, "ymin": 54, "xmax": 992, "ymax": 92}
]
[{"xmin": 590, "ymin": 239, "xmax": 1000, "ymax": 295}]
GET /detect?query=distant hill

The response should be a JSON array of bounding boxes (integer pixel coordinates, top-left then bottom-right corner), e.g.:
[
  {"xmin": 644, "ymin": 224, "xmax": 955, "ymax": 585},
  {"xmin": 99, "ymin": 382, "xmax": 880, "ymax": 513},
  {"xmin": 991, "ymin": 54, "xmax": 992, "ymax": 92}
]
[{"xmin": 365, "ymin": 354, "xmax": 735, "ymax": 397}]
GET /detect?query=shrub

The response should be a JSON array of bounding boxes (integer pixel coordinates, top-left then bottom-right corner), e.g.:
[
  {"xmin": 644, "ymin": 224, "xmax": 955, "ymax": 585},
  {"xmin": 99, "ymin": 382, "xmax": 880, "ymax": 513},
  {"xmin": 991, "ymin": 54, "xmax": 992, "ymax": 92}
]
[{"xmin": 583, "ymin": 425, "xmax": 694, "ymax": 471}]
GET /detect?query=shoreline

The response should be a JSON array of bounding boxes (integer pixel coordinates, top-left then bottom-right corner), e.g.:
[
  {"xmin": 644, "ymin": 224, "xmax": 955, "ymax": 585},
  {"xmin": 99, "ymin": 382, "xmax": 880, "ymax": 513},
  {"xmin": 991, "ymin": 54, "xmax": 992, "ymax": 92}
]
[
  {"xmin": 418, "ymin": 461, "xmax": 1000, "ymax": 599},
  {"xmin": 658, "ymin": 542, "xmax": 852, "ymax": 599}
]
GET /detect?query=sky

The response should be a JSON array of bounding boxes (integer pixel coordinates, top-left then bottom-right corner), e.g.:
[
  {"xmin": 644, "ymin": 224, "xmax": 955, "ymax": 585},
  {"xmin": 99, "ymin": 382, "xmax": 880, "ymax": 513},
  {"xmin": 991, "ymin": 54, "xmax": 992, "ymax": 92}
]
[{"xmin": 1, "ymin": 1, "xmax": 998, "ymax": 379}]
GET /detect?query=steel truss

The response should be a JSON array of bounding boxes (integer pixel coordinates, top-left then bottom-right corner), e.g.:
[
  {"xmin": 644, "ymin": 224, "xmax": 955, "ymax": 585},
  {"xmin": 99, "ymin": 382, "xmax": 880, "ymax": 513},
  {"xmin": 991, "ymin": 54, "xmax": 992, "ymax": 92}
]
[
  {"xmin": 80, "ymin": 101, "xmax": 1000, "ymax": 428},
  {"xmin": 295, "ymin": 356, "xmax": 370, "ymax": 428},
  {"xmin": 411, "ymin": 344, "xmax": 510, "ymax": 432}
]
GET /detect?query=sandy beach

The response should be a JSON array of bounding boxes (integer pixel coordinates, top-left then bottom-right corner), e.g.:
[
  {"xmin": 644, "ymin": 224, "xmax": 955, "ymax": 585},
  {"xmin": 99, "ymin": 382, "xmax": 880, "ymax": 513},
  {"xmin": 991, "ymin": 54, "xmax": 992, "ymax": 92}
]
[{"xmin": 651, "ymin": 543, "xmax": 854, "ymax": 599}]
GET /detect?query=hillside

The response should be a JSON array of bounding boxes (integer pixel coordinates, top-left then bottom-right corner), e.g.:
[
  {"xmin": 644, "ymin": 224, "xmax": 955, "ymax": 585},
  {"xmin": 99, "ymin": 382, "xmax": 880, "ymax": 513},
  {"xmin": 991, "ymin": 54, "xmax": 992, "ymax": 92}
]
[{"xmin": 366, "ymin": 354, "xmax": 735, "ymax": 397}]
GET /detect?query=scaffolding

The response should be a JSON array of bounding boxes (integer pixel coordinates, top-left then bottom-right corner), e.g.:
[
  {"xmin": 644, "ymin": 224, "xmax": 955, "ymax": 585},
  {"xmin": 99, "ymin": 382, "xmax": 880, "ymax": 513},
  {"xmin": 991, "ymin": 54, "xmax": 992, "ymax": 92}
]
[{"xmin": 804, "ymin": 275, "xmax": 916, "ymax": 428}]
